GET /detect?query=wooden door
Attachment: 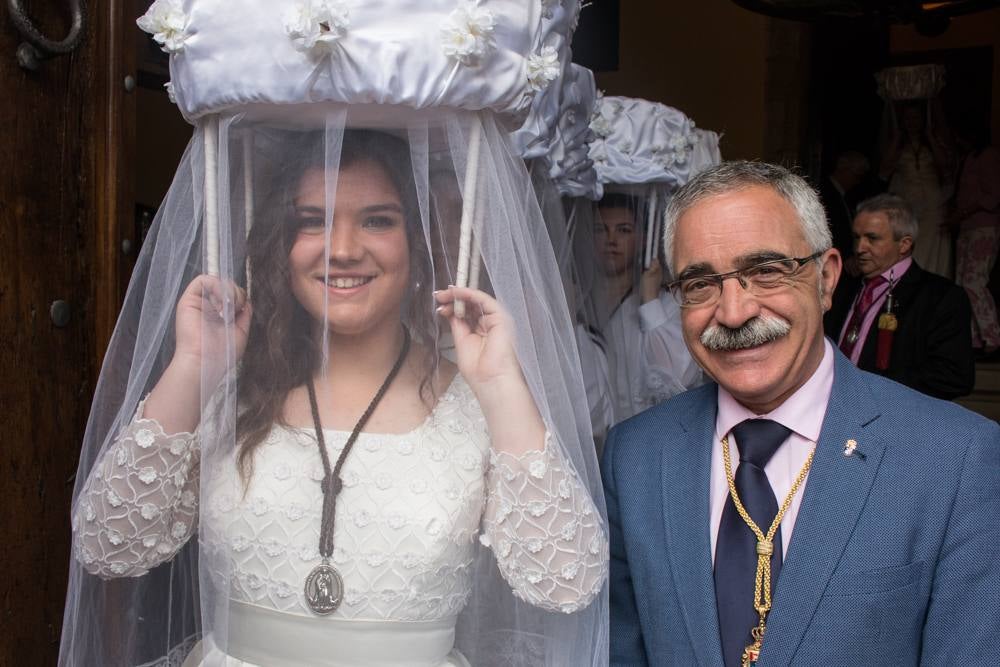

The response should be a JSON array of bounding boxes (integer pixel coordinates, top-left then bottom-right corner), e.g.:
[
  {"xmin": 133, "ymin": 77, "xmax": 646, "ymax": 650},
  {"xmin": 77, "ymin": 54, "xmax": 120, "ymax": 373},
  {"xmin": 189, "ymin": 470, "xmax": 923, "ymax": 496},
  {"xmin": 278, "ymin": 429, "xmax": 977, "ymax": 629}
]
[{"xmin": 0, "ymin": 0, "xmax": 133, "ymax": 662}]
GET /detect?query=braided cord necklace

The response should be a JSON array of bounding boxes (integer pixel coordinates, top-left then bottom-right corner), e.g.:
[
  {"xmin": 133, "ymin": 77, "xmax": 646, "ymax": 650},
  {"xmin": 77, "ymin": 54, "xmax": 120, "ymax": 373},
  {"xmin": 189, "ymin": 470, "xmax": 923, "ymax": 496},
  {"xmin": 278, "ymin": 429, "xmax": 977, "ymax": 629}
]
[
  {"xmin": 302, "ymin": 327, "xmax": 411, "ymax": 615},
  {"xmin": 720, "ymin": 434, "xmax": 815, "ymax": 666}
]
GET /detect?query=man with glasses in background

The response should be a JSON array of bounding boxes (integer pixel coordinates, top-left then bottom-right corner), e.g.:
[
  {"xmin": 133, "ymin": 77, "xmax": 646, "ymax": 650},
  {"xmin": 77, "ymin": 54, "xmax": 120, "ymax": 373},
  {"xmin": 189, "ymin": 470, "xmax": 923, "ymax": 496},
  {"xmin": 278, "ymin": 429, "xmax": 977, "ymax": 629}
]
[{"xmin": 602, "ymin": 161, "xmax": 999, "ymax": 667}]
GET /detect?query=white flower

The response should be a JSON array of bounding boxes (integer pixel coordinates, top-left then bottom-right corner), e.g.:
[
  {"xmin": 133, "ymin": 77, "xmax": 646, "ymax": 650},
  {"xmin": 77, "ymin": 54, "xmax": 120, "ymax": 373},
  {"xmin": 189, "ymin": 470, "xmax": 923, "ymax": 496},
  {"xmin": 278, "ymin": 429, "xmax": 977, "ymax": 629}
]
[
  {"xmin": 232, "ymin": 534, "xmax": 250, "ymax": 552},
  {"xmin": 83, "ymin": 503, "xmax": 96, "ymax": 522},
  {"xmin": 264, "ymin": 539, "xmax": 283, "ymax": 557},
  {"xmin": 250, "ymin": 497, "xmax": 269, "ymax": 516},
  {"xmin": 527, "ymin": 46, "xmax": 560, "ymax": 92},
  {"xmin": 590, "ymin": 114, "xmax": 613, "ymax": 139},
  {"xmin": 134, "ymin": 428, "xmax": 155, "ymax": 449},
  {"xmin": 366, "ymin": 553, "xmax": 387, "ymax": 567},
  {"xmin": 285, "ymin": 0, "xmax": 350, "ymax": 56},
  {"xmin": 180, "ymin": 490, "xmax": 197, "ymax": 508},
  {"xmin": 387, "ymin": 513, "xmax": 405, "ymax": 529},
  {"xmin": 136, "ymin": 0, "xmax": 190, "ymax": 54},
  {"xmin": 525, "ymin": 569, "xmax": 543, "ymax": 584},
  {"xmin": 140, "ymin": 503, "xmax": 160, "ymax": 521},
  {"xmin": 528, "ymin": 500, "xmax": 548, "ymax": 517},
  {"xmin": 168, "ymin": 436, "xmax": 188, "ymax": 456},
  {"xmin": 526, "ymin": 537, "xmax": 544, "ymax": 553},
  {"xmin": 106, "ymin": 490, "xmax": 122, "ymax": 508},
  {"xmin": 375, "ymin": 473, "xmax": 393, "ymax": 490},
  {"xmin": 275, "ymin": 582, "xmax": 294, "ymax": 598},
  {"xmin": 460, "ymin": 453, "xmax": 478, "ymax": 471},
  {"xmin": 560, "ymin": 520, "xmax": 578, "ymax": 541},
  {"xmin": 284, "ymin": 502, "xmax": 305, "ymax": 521},
  {"xmin": 137, "ymin": 467, "xmax": 158, "ymax": 485},
  {"xmin": 107, "ymin": 529, "xmax": 124, "ymax": 546},
  {"xmin": 115, "ymin": 447, "xmax": 128, "ymax": 466},
  {"xmin": 410, "ymin": 478, "xmax": 428, "ymax": 494},
  {"xmin": 557, "ymin": 478, "xmax": 571, "ymax": 499},
  {"xmin": 401, "ymin": 552, "xmax": 420, "ymax": 569},
  {"xmin": 171, "ymin": 521, "xmax": 188, "ymax": 539},
  {"xmin": 142, "ymin": 535, "xmax": 159, "ymax": 549},
  {"xmin": 109, "ymin": 562, "xmax": 128, "ymax": 575},
  {"xmin": 560, "ymin": 562, "xmax": 580, "ymax": 580},
  {"xmin": 499, "ymin": 539, "xmax": 512, "ymax": 558},
  {"xmin": 478, "ymin": 533, "xmax": 492, "ymax": 547},
  {"xmin": 441, "ymin": 2, "xmax": 496, "ymax": 66},
  {"xmin": 353, "ymin": 509, "xmax": 371, "ymax": 528},
  {"xmin": 528, "ymin": 458, "xmax": 547, "ymax": 479}
]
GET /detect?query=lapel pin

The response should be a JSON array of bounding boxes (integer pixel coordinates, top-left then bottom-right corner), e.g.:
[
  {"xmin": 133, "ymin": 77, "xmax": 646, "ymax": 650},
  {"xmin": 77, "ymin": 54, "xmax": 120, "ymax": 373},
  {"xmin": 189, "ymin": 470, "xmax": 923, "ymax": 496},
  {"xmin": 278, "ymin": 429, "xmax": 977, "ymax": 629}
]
[{"xmin": 843, "ymin": 439, "xmax": 866, "ymax": 460}]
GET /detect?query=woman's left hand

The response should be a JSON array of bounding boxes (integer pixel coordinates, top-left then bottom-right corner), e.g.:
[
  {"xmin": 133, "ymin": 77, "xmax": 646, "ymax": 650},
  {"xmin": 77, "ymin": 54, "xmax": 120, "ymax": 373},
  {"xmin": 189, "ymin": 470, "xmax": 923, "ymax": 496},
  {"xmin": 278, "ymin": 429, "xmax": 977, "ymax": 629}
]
[
  {"xmin": 434, "ymin": 286, "xmax": 525, "ymax": 397},
  {"xmin": 435, "ymin": 285, "xmax": 546, "ymax": 453}
]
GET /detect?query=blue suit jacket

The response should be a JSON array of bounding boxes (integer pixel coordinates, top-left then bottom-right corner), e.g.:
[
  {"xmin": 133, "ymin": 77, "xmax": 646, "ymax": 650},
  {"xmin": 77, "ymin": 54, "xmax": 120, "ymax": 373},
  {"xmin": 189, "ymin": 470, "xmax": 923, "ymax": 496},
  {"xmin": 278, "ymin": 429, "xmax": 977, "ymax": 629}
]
[{"xmin": 602, "ymin": 350, "xmax": 1000, "ymax": 666}]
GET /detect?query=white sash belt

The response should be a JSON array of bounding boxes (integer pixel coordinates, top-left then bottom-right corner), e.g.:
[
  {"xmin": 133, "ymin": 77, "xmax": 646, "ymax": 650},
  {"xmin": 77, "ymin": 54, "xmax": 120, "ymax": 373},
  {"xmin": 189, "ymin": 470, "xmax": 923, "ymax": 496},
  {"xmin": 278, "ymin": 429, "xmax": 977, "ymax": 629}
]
[{"xmin": 219, "ymin": 601, "xmax": 469, "ymax": 667}]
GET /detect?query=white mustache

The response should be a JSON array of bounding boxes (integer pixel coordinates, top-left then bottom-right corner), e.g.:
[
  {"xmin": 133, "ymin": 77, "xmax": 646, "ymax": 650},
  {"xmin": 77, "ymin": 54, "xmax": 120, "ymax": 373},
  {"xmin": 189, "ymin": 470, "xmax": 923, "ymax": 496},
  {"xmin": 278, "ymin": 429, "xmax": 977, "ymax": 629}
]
[{"xmin": 700, "ymin": 315, "xmax": 791, "ymax": 351}]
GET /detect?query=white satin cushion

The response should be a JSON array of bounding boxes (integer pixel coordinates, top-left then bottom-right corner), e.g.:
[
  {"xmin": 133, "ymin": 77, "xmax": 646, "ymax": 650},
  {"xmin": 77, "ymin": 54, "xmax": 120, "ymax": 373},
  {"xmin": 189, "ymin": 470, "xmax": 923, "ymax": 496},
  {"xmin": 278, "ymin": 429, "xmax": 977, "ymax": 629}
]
[
  {"xmin": 589, "ymin": 95, "xmax": 701, "ymax": 192},
  {"xmin": 162, "ymin": 0, "xmax": 577, "ymax": 122},
  {"xmin": 546, "ymin": 64, "xmax": 598, "ymax": 200}
]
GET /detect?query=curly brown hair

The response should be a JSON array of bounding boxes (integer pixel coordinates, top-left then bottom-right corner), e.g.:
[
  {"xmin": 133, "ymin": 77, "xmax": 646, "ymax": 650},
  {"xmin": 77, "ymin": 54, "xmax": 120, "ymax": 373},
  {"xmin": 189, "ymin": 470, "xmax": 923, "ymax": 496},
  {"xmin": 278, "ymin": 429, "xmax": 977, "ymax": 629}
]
[{"xmin": 235, "ymin": 129, "xmax": 438, "ymax": 480}]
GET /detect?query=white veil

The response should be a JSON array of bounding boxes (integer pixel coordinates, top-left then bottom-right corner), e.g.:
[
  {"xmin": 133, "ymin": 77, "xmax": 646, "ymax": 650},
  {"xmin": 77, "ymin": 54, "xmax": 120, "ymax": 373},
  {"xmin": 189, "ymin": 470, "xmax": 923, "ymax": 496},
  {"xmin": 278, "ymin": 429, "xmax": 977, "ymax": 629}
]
[
  {"xmin": 583, "ymin": 95, "xmax": 721, "ymax": 421},
  {"xmin": 59, "ymin": 2, "xmax": 608, "ymax": 666}
]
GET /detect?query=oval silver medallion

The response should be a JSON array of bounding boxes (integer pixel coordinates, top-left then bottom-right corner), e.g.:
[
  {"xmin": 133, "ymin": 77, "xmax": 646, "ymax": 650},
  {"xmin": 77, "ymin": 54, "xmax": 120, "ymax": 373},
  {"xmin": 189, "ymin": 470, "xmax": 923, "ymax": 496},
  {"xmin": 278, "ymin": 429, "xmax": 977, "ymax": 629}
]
[{"xmin": 305, "ymin": 563, "xmax": 343, "ymax": 615}]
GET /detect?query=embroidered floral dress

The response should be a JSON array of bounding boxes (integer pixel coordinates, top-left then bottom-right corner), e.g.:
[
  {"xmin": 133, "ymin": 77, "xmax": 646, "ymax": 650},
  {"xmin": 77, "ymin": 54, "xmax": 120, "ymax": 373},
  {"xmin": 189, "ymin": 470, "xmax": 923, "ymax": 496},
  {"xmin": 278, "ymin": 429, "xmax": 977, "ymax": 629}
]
[{"xmin": 72, "ymin": 375, "xmax": 608, "ymax": 666}]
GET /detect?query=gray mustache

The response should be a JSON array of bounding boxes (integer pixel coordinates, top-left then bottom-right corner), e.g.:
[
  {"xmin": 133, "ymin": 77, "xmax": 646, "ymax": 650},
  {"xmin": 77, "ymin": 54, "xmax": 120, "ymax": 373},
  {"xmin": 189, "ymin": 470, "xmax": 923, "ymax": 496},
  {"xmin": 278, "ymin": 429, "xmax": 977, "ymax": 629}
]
[{"xmin": 700, "ymin": 316, "xmax": 791, "ymax": 351}]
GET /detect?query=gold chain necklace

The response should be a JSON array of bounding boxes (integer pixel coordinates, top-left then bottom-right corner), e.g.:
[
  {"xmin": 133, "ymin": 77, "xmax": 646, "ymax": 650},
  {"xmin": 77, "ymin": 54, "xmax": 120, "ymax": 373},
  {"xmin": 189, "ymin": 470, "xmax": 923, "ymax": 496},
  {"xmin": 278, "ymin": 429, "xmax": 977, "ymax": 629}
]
[{"xmin": 720, "ymin": 434, "xmax": 815, "ymax": 667}]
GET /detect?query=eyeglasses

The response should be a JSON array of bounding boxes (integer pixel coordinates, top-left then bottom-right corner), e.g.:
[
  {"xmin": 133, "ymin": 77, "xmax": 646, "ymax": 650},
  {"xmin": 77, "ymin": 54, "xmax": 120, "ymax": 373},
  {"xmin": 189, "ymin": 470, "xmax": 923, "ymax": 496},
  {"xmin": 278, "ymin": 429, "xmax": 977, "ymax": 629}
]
[{"xmin": 667, "ymin": 251, "xmax": 825, "ymax": 307}]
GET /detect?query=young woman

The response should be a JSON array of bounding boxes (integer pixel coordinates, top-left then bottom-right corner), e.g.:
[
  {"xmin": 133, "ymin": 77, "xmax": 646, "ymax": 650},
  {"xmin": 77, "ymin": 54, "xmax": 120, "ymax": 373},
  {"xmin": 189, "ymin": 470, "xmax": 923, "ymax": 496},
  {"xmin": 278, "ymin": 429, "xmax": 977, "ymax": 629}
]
[{"xmin": 63, "ymin": 127, "xmax": 608, "ymax": 666}]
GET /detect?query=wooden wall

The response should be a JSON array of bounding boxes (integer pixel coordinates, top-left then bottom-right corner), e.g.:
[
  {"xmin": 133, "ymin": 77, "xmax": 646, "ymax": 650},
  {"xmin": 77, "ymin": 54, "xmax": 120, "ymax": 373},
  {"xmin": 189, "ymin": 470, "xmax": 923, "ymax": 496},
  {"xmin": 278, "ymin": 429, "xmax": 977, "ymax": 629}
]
[{"xmin": 0, "ymin": 0, "xmax": 131, "ymax": 662}]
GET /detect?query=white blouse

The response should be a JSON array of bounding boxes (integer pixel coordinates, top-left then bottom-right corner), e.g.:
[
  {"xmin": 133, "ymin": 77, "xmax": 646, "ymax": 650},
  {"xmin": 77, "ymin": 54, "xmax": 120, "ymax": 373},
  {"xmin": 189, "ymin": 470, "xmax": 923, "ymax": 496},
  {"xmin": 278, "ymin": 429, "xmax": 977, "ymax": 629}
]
[{"xmin": 73, "ymin": 375, "xmax": 608, "ymax": 624}]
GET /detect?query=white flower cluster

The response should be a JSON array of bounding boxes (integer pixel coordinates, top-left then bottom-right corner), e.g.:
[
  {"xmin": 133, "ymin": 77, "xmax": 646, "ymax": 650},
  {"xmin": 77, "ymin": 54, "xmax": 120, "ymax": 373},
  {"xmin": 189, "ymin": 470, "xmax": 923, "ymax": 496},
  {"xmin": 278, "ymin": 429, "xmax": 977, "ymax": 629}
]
[
  {"xmin": 589, "ymin": 112, "xmax": 612, "ymax": 140},
  {"xmin": 652, "ymin": 119, "xmax": 698, "ymax": 168},
  {"xmin": 286, "ymin": 0, "xmax": 351, "ymax": 56},
  {"xmin": 136, "ymin": 0, "xmax": 190, "ymax": 54},
  {"xmin": 526, "ymin": 45, "xmax": 560, "ymax": 92},
  {"xmin": 441, "ymin": 1, "xmax": 496, "ymax": 66}
]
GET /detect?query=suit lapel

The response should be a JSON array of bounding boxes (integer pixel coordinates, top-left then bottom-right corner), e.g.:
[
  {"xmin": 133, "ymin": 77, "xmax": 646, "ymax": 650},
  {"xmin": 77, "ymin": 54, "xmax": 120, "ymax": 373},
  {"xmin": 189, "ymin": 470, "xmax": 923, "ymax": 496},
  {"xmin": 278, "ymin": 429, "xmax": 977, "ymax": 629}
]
[
  {"xmin": 757, "ymin": 354, "xmax": 887, "ymax": 665},
  {"xmin": 662, "ymin": 385, "xmax": 725, "ymax": 667}
]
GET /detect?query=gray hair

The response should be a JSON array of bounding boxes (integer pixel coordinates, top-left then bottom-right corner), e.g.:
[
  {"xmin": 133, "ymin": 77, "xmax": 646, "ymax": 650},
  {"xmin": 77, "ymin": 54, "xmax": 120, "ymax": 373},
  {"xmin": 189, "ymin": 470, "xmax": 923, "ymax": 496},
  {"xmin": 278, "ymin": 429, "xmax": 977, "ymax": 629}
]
[
  {"xmin": 663, "ymin": 161, "xmax": 832, "ymax": 273},
  {"xmin": 855, "ymin": 193, "xmax": 919, "ymax": 243}
]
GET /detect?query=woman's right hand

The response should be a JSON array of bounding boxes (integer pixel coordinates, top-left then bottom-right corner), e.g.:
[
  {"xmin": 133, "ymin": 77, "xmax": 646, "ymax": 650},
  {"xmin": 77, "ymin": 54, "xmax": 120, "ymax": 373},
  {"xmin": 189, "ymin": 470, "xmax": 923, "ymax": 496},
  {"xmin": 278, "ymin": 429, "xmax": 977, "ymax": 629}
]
[{"xmin": 172, "ymin": 274, "xmax": 251, "ymax": 389}]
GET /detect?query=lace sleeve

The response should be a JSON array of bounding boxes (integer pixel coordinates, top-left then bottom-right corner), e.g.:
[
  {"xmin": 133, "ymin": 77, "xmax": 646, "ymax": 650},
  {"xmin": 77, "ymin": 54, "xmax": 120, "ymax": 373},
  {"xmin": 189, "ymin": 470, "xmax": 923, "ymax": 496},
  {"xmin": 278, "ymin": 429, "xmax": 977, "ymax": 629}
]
[
  {"xmin": 481, "ymin": 435, "xmax": 609, "ymax": 613},
  {"xmin": 72, "ymin": 402, "xmax": 200, "ymax": 579}
]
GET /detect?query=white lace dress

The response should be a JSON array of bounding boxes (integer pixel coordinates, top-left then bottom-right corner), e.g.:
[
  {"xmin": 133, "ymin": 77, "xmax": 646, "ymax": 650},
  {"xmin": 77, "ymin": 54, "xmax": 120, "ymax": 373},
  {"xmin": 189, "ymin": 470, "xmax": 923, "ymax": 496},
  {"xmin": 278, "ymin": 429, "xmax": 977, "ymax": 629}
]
[{"xmin": 72, "ymin": 376, "xmax": 608, "ymax": 667}]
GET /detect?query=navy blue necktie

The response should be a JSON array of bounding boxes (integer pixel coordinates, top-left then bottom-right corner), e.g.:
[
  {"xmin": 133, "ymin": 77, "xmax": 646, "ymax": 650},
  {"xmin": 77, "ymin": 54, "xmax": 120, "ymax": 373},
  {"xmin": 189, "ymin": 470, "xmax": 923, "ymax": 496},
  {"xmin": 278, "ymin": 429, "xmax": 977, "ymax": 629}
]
[{"xmin": 715, "ymin": 419, "xmax": 790, "ymax": 667}]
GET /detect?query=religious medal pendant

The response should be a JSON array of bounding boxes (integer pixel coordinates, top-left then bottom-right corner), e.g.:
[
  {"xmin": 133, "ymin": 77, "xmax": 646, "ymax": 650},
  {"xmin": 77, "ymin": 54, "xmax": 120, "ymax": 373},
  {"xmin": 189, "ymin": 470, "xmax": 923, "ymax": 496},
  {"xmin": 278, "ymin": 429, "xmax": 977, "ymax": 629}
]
[
  {"xmin": 305, "ymin": 557, "xmax": 343, "ymax": 615},
  {"xmin": 741, "ymin": 617, "xmax": 767, "ymax": 667},
  {"xmin": 846, "ymin": 327, "xmax": 859, "ymax": 344},
  {"xmin": 741, "ymin": 643, "xmax": 760, "ymax": 667}
]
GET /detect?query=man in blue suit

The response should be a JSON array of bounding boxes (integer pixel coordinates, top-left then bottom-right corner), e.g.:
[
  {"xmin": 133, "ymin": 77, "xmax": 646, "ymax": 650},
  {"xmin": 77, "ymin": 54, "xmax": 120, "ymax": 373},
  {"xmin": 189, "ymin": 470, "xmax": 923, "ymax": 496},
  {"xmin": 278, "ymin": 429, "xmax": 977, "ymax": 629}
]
[{"xmin": 602, "ymin": 161, "xmax": 1000, "ymax": 666}]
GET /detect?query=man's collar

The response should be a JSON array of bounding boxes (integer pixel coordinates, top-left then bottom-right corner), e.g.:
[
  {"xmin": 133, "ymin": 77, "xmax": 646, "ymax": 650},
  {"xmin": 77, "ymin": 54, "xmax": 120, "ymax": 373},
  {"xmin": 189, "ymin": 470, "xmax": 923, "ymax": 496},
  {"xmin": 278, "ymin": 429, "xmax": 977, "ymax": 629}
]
[{"xmin": 717, "ymin": 339, "xmax": 835, "ymax": 443}]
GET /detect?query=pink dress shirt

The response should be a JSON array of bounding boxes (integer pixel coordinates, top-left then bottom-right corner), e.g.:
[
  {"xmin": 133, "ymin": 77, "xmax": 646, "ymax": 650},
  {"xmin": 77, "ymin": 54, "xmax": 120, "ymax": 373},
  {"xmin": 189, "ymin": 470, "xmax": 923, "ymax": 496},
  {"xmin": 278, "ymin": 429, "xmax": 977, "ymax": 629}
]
[
  {"xmin": 837, "ymin": 256, "xmax": 912, "ymax": 364},
  {"xmin": 710, "ymin": 339, "xmax": 835, "ymax": 563}
]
